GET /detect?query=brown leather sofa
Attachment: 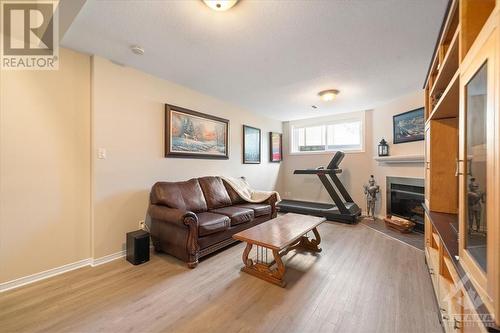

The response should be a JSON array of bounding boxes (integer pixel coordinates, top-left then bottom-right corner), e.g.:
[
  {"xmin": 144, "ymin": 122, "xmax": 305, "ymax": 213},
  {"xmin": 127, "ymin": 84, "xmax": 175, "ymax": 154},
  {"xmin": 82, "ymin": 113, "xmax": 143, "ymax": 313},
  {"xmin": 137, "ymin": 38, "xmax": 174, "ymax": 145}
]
[{"xmin": 148, "ymin": 176, "xmax": 278, "ymax": 268}]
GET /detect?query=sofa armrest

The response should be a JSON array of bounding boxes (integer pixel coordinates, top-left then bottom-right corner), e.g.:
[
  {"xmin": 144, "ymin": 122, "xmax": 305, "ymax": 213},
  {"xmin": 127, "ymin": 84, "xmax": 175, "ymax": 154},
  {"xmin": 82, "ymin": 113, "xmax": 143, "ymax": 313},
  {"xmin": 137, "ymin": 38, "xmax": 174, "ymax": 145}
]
[
  {"xmin": 262, "ymin": 193, "xmax": 279, "ymax": 218},
  {"xmin": 148, "ymin": 205, "xmax": 197, "ymax": 226},
  {"xmin": 148, "ymin": 205, "xmax": 200, "ymax": 268}
]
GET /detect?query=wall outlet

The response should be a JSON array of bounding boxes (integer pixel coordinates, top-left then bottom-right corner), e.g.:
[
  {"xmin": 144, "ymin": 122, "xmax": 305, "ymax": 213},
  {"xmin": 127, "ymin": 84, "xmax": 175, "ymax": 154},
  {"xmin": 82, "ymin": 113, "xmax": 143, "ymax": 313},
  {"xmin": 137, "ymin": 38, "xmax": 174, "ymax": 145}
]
[
  {"xmin": 284, "ymin": 191, "xmax": 291, "ymax": 197},
  {"xmin": 97, "ymin": 148, "xmax": 107, "ymax": 159},
  {"xmin": 139, "ymin": 220, "xmax": 145, "ymax": 230}
]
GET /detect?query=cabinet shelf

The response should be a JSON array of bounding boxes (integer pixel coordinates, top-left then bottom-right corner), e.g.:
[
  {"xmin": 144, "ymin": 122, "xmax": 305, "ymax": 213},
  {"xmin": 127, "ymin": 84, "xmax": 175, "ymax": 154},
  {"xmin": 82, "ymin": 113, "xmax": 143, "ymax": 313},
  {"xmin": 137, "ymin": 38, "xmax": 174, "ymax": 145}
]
[
  {"xmin": 427, "ymin": 70, "xmax": 459, "ymax": 122},
  {"xmin": 430, "ymin": 27, "xmax": 459, "ymax": 98}
]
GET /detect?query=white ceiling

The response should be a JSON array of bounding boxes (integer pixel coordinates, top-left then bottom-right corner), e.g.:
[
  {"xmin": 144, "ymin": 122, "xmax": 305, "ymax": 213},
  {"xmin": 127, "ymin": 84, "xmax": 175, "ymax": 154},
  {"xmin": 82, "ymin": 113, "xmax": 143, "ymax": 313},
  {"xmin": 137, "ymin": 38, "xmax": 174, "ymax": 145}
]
[{"xmin": 62, "ymin": 0, "xmax": 448, "ymax": 121}]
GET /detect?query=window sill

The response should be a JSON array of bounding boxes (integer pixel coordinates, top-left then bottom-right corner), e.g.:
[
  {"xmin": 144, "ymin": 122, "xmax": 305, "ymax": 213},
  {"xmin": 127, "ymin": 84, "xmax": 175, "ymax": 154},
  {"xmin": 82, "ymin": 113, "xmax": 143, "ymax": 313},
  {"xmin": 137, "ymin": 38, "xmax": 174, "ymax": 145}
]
[{"xmin": 288, "ymin": 149, "xmax": 365, "ymax": 156}]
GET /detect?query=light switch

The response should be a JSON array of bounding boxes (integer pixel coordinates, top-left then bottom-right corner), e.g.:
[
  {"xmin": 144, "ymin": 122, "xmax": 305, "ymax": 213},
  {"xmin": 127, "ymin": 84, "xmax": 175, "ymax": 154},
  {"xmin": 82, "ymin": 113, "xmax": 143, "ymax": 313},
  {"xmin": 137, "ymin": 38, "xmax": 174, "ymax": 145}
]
[{"xmin": 97, "ymin": 148, "xmax": 107, "ymax": 159}]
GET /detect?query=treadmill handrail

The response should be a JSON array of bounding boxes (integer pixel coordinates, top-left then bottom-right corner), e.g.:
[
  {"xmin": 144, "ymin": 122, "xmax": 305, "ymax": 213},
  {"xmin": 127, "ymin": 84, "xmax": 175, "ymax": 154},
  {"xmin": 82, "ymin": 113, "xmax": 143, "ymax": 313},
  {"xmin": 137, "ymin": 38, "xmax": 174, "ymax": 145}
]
[{"xmin": 294, "ymin": 169, "xmax": 342, "ymax": 175}]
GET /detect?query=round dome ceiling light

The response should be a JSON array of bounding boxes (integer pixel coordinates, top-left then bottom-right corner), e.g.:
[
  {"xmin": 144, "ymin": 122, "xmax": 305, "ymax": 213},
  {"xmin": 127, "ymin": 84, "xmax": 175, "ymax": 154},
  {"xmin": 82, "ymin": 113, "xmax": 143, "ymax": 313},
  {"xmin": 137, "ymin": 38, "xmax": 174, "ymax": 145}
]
[
  {"xmin": 203, "ymin": 0, "xmax": 239, "ymax": 11},
  {"xmin": 130, "ymin": 45, "xmax": 144, "ymax": 55},
  {"xmin": 318, "ymin": 89, "xmax": 340, "ymax": 102}
]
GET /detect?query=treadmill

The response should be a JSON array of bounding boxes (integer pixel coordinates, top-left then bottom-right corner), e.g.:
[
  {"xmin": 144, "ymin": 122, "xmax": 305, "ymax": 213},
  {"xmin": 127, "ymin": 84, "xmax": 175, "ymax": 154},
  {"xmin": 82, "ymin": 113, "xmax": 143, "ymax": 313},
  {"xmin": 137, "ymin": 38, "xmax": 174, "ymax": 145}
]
[{"xmin": 277, "ymin": 151, "xmax": 361, "ymax": 224}]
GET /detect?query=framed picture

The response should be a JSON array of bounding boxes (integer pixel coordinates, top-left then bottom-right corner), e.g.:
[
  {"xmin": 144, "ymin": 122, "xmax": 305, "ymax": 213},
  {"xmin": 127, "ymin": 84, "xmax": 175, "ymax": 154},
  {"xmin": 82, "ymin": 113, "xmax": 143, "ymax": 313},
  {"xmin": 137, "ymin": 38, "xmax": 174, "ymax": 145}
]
[
  {"xmin": 393, "ymin": 107, "xmax": 425, "ymax": 144},
  {"xmin": 165, "ymin": 104, "xmax": 229, "ymax": 159},
  {"xmin": 269, "ymin": 132, "xmax": 282, "ymax": 162},
  {"xmin": 243, "ymin": 125, "xmax": 261, "ymax": 164}
]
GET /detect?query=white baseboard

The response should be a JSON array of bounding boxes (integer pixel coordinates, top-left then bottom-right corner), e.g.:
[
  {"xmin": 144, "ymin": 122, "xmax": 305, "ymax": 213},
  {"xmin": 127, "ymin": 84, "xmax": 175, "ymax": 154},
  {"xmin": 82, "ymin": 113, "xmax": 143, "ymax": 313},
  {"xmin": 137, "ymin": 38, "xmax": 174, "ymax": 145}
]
[
  {"xmin": 91, "ymin": 250, "xmax": 126, "ymax": 267},
  {"xmin": 0, "ymin": 250, "xmax": 127, "ymax": 293},
  {"xmin": 0, "ymin": 258, "xmax": 92, "ymax": 292}
]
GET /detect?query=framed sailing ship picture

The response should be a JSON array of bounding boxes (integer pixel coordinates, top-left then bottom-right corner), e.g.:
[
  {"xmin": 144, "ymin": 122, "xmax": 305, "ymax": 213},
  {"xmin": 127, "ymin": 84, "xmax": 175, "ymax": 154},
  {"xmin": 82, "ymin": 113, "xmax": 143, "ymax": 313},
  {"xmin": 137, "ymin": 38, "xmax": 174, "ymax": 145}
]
[{"xmin": 393, "ymin": 107, "xmax": 425, "ymax": 144}]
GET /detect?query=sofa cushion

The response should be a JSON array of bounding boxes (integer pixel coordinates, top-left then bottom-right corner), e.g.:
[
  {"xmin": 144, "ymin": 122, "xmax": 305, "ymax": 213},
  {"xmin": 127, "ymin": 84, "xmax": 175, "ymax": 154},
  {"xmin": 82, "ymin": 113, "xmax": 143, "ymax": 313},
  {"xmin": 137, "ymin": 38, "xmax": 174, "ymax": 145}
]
[
  {"xmin": 210, "ymin": 206, "xmax": 254, "ymax": 226},
  {"xmin": 198, "ymin": 176, "xmax": 232, "ymax": 209},
  {"xmin": 197, "ymin": 212, "xmax": 230, "ymax": 237},
  {"xmin": 151, "ymin": 179, "xmax": 207, "ymax": 213},
  {"xmin": 234, "ymin": 203, "xmax": 272, "ymax": 217}
]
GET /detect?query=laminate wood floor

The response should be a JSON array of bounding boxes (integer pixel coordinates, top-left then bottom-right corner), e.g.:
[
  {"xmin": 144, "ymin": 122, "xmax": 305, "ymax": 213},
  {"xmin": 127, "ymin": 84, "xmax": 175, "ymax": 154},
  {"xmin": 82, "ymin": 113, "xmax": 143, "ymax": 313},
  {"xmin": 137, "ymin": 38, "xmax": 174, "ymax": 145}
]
[{"xmin": 0, "ymin": 222, "xmax": 442, "ymax": 333}]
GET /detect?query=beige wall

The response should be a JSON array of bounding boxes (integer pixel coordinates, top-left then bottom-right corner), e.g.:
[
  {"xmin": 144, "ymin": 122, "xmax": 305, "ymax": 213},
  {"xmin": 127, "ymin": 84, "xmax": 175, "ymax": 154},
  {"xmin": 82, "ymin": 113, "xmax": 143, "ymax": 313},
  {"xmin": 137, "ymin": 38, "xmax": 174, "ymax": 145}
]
[
  {"xmin": 0, "ymin": 48, "xmax": 91, "ymax": 283},
  {"xmin": 280, "ymin": 90, "xmax": 424, "ymax": 217},
  {"xmin": 0, "ymin": 47, "xmax": 422, "ymax": 285},
  {"xmin": 0, "ymin": 50, "xmax": 283, "ymax": 284},
  {"xmin": 91, "ymin": 56, "xmax": 283, "ymax": 258},
  {"xmin": 370, "ymin": 91, "xmax": 425, "ymax": 217}
]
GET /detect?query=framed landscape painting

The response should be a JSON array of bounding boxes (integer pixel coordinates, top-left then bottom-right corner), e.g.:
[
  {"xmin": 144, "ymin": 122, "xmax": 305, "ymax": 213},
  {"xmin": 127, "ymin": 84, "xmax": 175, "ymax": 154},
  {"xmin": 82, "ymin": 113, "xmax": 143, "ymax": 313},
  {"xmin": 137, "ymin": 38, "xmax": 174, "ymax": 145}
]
[
  {"xmin": 243, "ymin": 125, "xmax": 261, "ymax": 164},
  {"xmin": 269, "ymin": 132, "xmax": 282, "ymax": 162},
  {"xmin": 165, "ymin": 104, "xmax": 229, "ymax": 159},
  {"xmin": 393, "ymin": 107, "xmax": 425, "ymax": 144}
]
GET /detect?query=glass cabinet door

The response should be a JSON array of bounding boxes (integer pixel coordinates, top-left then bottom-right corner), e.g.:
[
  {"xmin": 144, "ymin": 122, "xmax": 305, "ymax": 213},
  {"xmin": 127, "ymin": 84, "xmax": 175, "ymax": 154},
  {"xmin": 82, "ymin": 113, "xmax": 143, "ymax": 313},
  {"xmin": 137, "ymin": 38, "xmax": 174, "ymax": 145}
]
[{"xmin": 464, "ymin": 62, "xmax": 488, "ymax": 272}]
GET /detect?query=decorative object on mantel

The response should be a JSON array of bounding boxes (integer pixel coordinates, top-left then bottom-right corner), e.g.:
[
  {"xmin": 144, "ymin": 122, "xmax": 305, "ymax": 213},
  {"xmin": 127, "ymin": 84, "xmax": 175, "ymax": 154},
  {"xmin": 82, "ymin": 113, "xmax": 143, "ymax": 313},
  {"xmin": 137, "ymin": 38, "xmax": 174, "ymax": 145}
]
[
  {"xmin": 363, "ymin": 175, "xmax": 379, "ymax": 219},
  {"xmin": 393, "ymin": 107, "xmax": 425, "ymax": 144},
  {"xmin": 378, "ymin": 138, "xmax": 389, "ymax": 156},
  {"xmin": 383, "ymin": 215, "xmax": 415, "ymax": 233},
  {"xmin": 373, "ymin": 154, "xmax": 425, "ymax": 164}
]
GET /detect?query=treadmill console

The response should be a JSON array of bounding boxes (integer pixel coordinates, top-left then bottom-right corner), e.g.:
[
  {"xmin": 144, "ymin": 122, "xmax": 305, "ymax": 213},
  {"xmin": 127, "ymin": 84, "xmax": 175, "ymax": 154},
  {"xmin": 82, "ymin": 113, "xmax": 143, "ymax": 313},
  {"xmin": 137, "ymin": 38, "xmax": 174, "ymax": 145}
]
[{"xmin": 327, "ymin": 151, "xmax": 345, "ymax": 170}]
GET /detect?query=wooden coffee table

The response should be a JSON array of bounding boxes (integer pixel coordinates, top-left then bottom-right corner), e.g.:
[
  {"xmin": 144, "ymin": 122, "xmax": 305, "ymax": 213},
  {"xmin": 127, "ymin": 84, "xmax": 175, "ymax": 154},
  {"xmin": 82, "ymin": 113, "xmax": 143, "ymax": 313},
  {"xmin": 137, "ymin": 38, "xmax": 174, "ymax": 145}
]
[{"xmin": 233, "ymin": 213, "xmax": 326, "ymax": 287}]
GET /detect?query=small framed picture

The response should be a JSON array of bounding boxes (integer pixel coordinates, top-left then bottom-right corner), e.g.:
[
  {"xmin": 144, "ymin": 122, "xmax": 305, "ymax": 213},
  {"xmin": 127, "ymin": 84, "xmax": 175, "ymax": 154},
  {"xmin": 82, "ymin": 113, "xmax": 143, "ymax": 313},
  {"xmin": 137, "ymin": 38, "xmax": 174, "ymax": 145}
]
[
  {"xmin": 393, "ymin": 107, "xmax": 425, "ymax": 144},
  {"xmin": 269, "ymin": 132, "xmax": 282, "ymax": 162},
  {"xmin": 243, "ymin": 125, "xmax": 261, "ymax": 164}
]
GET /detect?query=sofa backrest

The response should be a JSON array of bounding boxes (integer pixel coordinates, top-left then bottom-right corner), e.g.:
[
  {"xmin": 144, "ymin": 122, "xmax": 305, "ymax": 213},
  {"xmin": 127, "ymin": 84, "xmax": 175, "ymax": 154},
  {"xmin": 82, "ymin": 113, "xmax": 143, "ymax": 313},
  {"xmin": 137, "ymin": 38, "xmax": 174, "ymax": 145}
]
[
  {"xmin": 222, "ymin": 180, "xmax": 245, "ymax": 205},
  {"xmin": 150, "ymin": 179, "xmax": 208, "ymax": 213},
  {"xmin": 198, "ymin": 176, "xmax": 232, "ymax": 209}
]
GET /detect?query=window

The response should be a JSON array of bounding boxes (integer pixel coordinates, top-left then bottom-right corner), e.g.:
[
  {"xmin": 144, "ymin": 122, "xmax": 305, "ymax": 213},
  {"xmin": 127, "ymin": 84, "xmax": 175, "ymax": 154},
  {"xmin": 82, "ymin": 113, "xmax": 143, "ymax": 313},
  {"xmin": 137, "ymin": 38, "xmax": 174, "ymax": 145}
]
[{"xmin": 290, "ymin": 113, "xmax": 364, "ymax": 153}]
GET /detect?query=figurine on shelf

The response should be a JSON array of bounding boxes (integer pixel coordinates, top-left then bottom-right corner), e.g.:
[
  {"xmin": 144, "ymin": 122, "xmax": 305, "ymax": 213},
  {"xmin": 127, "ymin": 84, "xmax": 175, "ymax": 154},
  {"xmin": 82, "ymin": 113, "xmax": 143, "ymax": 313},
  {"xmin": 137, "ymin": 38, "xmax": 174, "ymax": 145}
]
[
  {"xmin": 363, "ymin": 175, "xmax": 380, "ymax": 219},
  {"xmin": 467, "ymin": 177, "xmax": 485, "ymax": 233}
]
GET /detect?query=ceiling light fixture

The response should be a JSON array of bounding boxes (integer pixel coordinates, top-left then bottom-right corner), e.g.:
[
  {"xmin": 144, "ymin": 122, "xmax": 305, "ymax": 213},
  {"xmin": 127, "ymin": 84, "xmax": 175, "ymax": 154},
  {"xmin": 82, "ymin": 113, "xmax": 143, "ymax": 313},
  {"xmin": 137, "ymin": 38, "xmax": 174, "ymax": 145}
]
[
  {"xmin": 203, "ymin": 0, "xmax": 239, "ymax": 11},
  {"xmin": 318, "ymin": 89, "xmax": 340, "ymax": 101},
  {"xmin": 130, "ymin": 45, "xmax": 144, "ymax": 55}
]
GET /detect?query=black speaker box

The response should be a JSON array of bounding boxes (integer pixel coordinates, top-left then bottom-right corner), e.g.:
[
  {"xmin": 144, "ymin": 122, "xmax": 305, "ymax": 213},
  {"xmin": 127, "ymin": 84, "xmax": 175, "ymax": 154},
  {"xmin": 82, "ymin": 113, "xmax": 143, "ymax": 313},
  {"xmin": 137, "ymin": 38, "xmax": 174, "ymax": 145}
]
[{"xmin": 126, "ymin": 230, "xmax": 150, "ymax": 265}]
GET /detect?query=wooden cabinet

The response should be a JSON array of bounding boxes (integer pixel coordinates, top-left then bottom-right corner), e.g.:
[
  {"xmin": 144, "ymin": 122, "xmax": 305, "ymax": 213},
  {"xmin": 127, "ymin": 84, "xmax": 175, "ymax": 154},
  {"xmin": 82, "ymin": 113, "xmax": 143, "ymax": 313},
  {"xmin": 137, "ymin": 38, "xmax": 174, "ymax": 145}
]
[
  {"xmin": 424, "ymin": 1, "xmax": 499, "ymax": 331},
  {"xmin": 425, "ymin": 119, "xmax": 459, "ymax": 214},
  {"xmin": 459, "ymin": 14, "xmax": 499, "ymax": 324}
]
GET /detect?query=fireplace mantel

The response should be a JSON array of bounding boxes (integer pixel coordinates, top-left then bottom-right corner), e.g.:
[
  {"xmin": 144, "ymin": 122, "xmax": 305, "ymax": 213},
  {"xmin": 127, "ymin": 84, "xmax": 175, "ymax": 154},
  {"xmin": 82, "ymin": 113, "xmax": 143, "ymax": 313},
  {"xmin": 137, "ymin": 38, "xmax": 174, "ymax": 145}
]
[{"xmin": 373, "ymin": 154, "xmax": 424, "ymax": 164}]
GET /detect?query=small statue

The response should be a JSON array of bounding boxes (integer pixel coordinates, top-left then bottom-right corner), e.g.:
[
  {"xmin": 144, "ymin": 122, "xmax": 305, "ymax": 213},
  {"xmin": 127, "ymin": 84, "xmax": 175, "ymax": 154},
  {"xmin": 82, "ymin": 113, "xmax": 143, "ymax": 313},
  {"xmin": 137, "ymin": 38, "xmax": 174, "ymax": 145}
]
[
  {"xmin": 467, "ymin": 177, "xmax": 485, "ymax": 233},
  {"xmin": 363, "ymin": 175, "xmax": 380, "ymax": 219}
]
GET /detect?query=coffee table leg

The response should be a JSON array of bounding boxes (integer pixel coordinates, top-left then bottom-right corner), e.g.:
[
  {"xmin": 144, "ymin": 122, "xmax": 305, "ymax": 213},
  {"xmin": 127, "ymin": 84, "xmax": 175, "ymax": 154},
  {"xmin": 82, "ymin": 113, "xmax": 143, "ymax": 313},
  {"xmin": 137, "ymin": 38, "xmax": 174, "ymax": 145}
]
[
  {"xmin": 240, "ymin": 243, "xmax": 286, "ymax": 287},
  {"xmin": 242, "ymin": 242, "xmax": 254, "ymax": 267},
  {"xmin": 272, "ymin": 249, "xmax": 286, "ymax": 282},
  {"xmin": 298, "ymin": 227, "xmax": 322, "ymax": 253}
]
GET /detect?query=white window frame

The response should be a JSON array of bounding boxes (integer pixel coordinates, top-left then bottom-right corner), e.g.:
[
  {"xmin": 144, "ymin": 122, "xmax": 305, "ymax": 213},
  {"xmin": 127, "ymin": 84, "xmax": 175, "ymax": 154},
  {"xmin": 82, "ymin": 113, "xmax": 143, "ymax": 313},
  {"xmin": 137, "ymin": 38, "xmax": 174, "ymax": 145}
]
[{"xmin": 289, "ymin": 111, "xmax": 365, "ymax": 155}]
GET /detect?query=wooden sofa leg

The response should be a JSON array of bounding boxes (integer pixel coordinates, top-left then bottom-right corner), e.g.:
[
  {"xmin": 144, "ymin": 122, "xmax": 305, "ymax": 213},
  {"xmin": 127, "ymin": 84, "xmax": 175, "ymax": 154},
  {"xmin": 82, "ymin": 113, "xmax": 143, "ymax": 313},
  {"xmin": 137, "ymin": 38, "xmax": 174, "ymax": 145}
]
[
  {"xmin": 187, "ymin": 260, "xmax": 199, "ymax": 269},
  {"xmin": 151, "ymin": 237, "xmax": 162, "ymax": 253}
]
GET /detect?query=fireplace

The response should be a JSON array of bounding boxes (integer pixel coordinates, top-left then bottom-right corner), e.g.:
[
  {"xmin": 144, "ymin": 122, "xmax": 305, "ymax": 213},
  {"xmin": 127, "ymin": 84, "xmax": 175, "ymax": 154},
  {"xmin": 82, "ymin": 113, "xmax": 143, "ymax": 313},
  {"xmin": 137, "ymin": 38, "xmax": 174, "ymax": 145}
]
[{"xmin": 386, "ymin": 177, "xmax": 425, "ymax": 233}]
